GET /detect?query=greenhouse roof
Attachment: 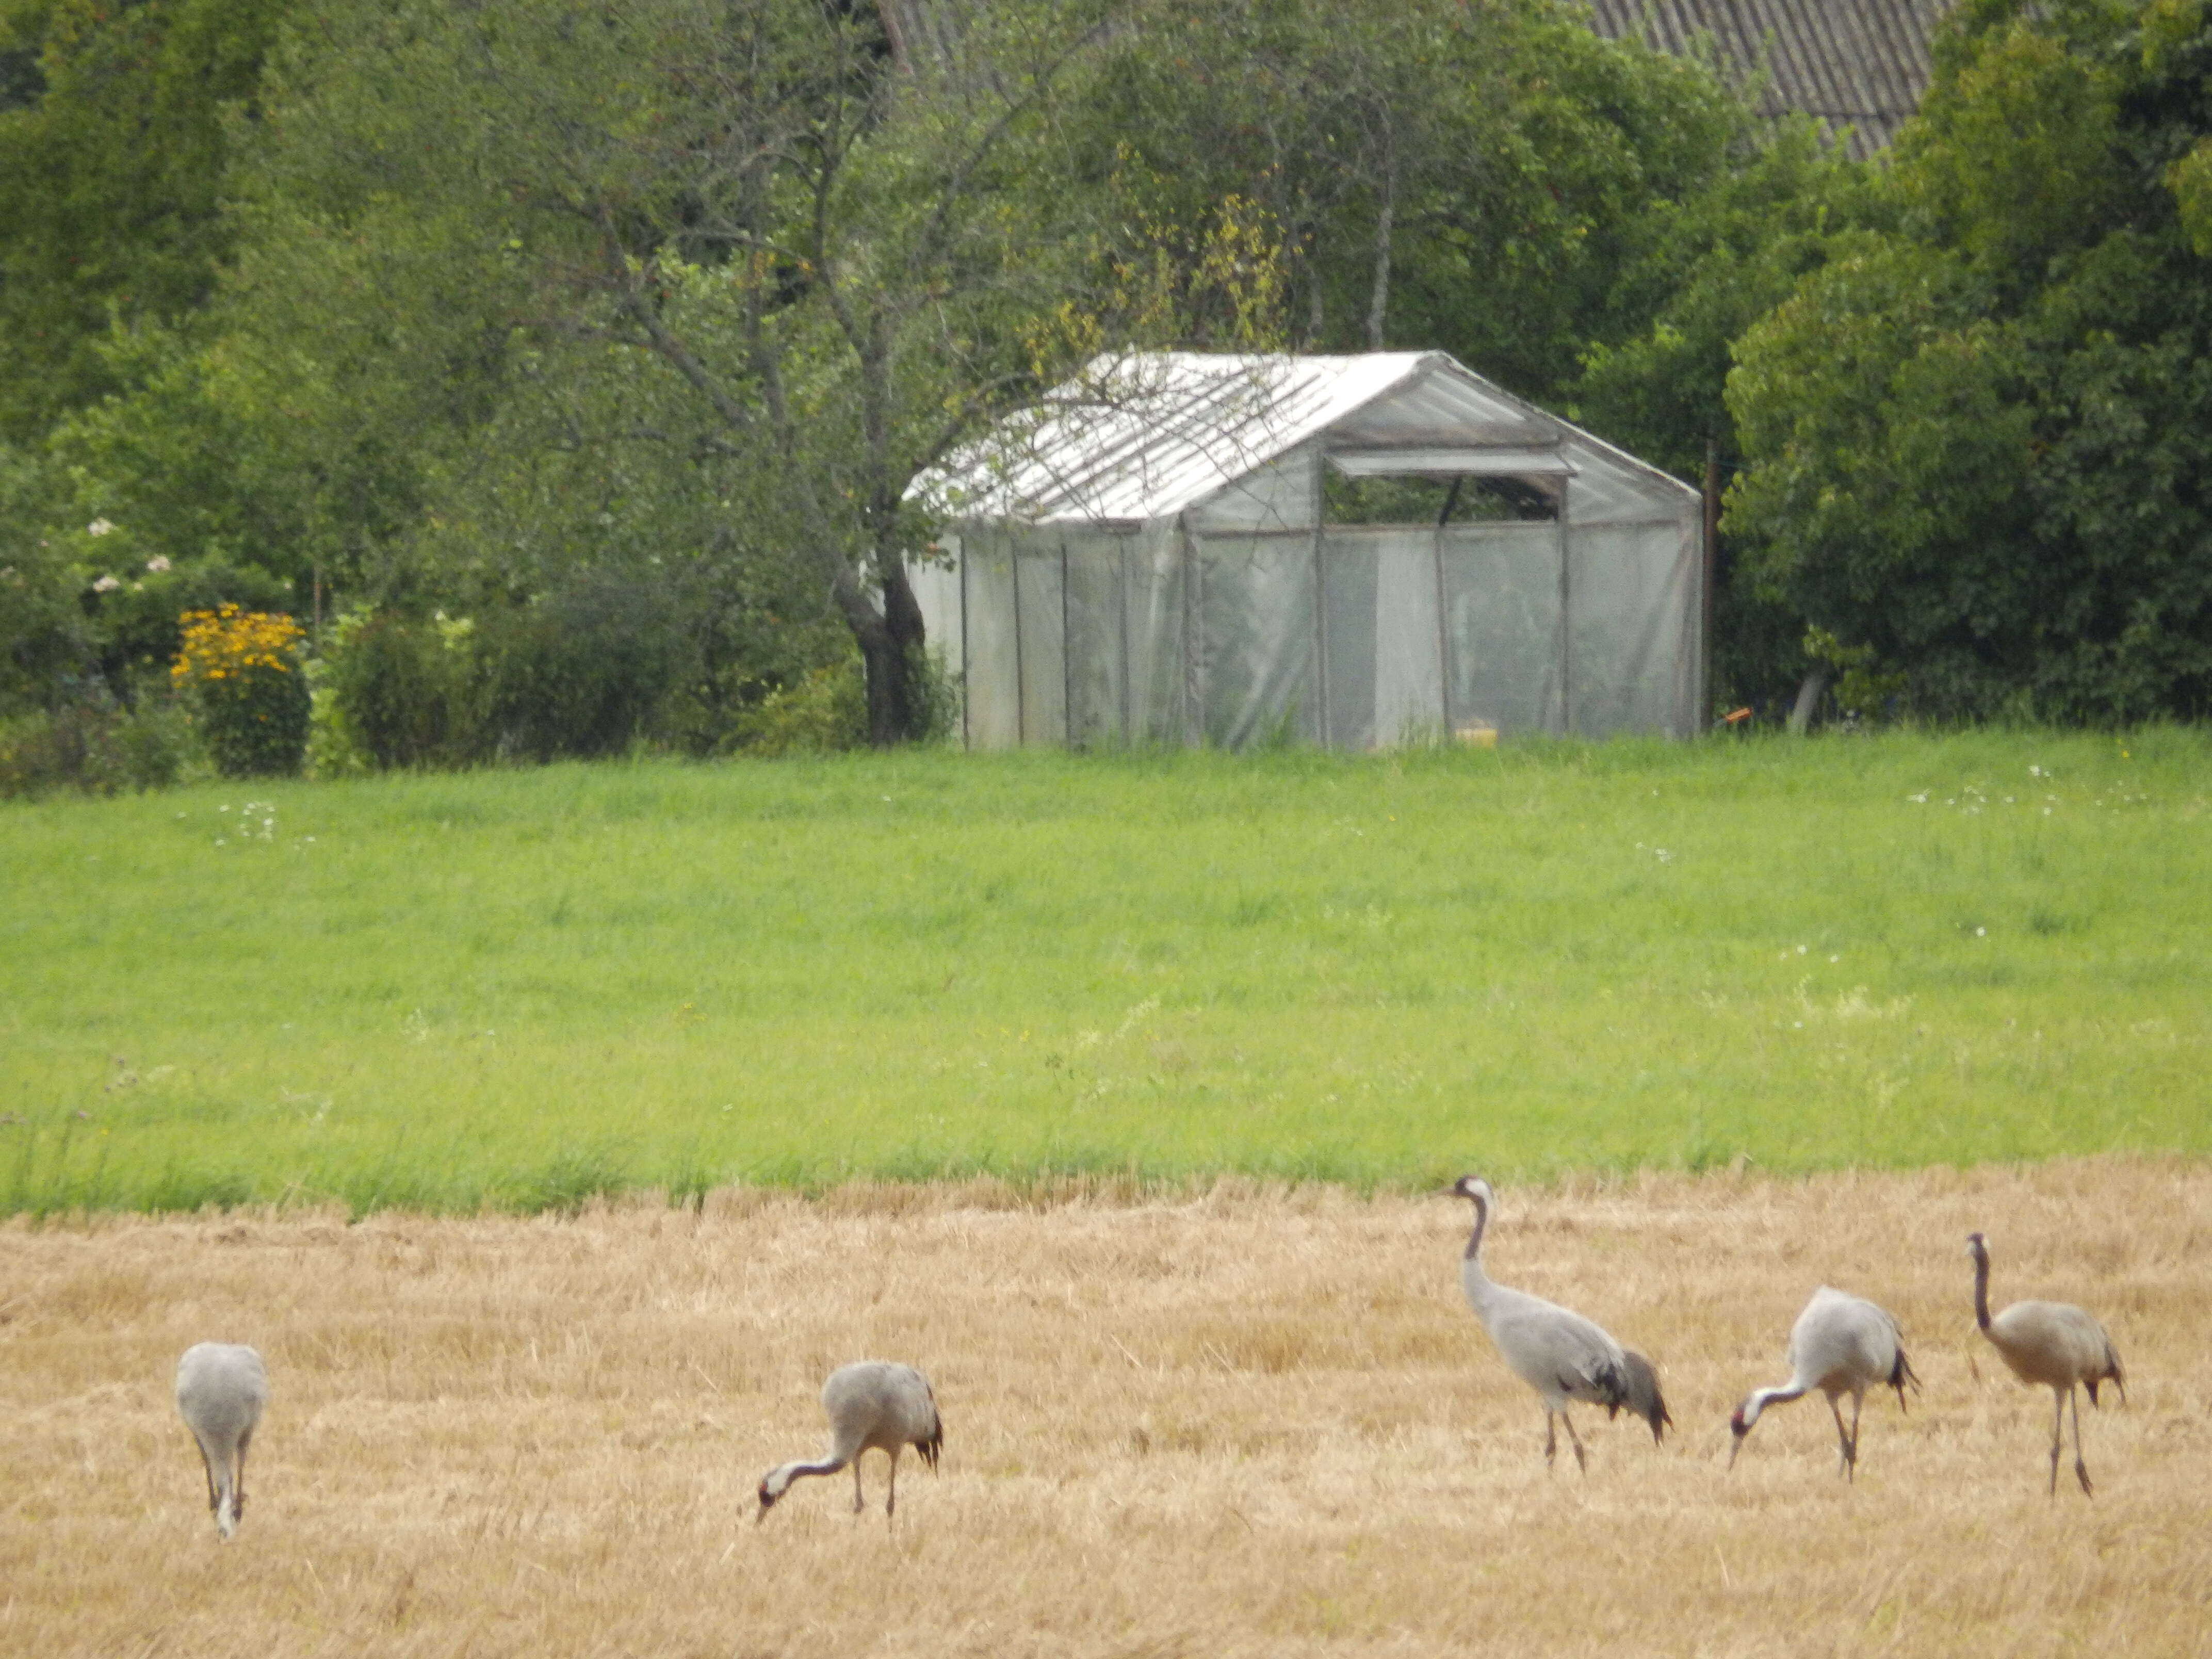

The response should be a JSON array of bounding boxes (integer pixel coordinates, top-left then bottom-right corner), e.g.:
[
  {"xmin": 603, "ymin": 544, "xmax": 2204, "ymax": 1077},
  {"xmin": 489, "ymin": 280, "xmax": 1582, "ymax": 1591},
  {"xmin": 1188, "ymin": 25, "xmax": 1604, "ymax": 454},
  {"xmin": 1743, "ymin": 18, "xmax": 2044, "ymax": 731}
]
[{"xmin": 916, "ymin": 350, "xmax": 1655, "ymax": 528}]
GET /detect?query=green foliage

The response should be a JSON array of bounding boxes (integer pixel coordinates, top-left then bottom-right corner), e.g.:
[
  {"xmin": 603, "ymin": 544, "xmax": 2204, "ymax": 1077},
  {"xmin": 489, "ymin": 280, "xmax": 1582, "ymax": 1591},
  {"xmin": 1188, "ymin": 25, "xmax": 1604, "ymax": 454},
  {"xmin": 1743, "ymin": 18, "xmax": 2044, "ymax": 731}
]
[
  {"xmin": 0, "ymin": 697, "xmax": 199, "ymax": 798},
  {"xmin": 319, "ymin": 611, "xmax": 484, "ymax": 771},
  {"xmin": 0, "ymin": 443, "xmax": 94, "ymax": 715},
  {"xmin": 1725, "ymin": 0, "xmax": 2212, "ymax": 724},
  {"xmin": 0, "ymin": 0, "xmax": 290, "ymax": 440},
  {"xmin": 726, "ymin": 658, "xmax": 868, "ymax": 756},
  {"xmin": 1, "ymin": 732, "xmax": 2206, "ymax": 1213},
  {"xmin": 44, "ymin": 323, "xmax": 321, "ymax": 591},
  {"xmin": 477, "ymin": 570, "xmax": 695, "ymax": 763},
  {"xmin": 1088, "ymin": 0, "xmax": 1758, "ymax": 399}
]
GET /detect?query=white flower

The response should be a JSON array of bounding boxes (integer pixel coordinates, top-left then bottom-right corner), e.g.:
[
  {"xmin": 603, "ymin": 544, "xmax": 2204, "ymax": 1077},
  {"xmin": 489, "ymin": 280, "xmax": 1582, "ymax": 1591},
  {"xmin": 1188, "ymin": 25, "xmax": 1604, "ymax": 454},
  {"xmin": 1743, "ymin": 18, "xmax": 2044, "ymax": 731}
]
[
  {"xmin": 90, "ymin": 574, "xmax": 120, "ymax": 593},
  {"xmin": 1975, "ymin": 926, "xmax": 1987, "ymax": 937},
  {"xmin": 1907, "ymin": 791, "xmax": 1928, "ymax": 803},
  {"xmin": 87, "ymin": 517, "xmax": 115, "ymax": 538},
  {"xmin": 145, "ymin": 556, "xmax": 171, "ymax": 573}
]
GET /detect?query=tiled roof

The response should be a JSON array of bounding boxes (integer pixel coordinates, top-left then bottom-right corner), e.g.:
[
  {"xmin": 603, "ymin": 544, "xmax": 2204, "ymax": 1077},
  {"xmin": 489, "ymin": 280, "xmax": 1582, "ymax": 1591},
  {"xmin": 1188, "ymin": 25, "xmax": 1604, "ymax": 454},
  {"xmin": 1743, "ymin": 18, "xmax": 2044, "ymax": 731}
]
[{"xmin": 1581, "ymin": 0, "xmax": 1954, "ymax": 158}]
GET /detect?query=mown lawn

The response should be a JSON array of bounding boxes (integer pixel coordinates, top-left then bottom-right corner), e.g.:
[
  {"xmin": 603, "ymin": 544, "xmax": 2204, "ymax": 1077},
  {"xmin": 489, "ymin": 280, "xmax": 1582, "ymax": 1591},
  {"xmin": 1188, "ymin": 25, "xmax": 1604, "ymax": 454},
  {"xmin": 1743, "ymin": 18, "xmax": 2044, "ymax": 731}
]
[{"xmin": 2, "ymin": 728, "xmax": 2206, "ymax": 1213}]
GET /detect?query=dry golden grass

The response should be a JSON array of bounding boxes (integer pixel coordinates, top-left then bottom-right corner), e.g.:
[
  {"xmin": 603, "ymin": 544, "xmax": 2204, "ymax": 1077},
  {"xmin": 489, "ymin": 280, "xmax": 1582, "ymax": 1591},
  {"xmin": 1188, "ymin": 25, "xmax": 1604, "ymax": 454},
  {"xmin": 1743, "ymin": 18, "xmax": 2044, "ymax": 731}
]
[{"xmin": 4, "ymin": 1160, "xmax": 2208, "ymax": 1657}]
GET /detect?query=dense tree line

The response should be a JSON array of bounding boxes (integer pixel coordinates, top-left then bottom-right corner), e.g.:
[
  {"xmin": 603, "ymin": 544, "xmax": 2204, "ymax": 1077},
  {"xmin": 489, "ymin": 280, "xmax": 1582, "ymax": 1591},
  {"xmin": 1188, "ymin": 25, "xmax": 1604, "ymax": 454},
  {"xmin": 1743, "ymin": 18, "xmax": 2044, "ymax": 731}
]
[{"xmin": 3, "ymin": 0, "xmax": 2207, "ymax": 783}]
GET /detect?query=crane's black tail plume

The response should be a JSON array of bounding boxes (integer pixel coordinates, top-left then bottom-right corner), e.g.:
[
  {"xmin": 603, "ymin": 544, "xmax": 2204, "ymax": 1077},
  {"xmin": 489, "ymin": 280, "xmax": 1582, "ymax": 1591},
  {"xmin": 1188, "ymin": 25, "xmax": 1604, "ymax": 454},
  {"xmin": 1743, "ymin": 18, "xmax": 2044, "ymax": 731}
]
[
  {"xmin": 1613, "ymin": 1349, "xmax": 1671, "ymax": 1444},
  {"xmin": 2086, "ymin": 1338, "xmax": 2126, "ymax": 1407},
  {"xmin": 1889, "ymin": 1345, "xmax": 1923, "ymax": 1410},
  {"xmin": 917, "ymin": 1403, "xmax": 945, "ymax": 1472}
]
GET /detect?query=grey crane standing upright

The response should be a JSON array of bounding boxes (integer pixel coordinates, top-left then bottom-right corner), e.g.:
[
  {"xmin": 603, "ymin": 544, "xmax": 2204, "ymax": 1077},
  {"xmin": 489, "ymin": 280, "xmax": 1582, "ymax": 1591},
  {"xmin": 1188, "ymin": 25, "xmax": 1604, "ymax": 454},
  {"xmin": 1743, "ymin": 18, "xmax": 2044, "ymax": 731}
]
[
  {"xmin": 174, "ymin": 1342, "xmax": 268, "ymax": 1541},
  {"xmin": 1449, "ymin": 1175, "xmax": 1671, "ymax": 1470},
  {"xmin": 756, "ymin": 1360, "xmax": 943, "ymax": 1522},
  {"xmin": 1729, "ymin": 1286, "xmax": 1920, "ymax": 1479},
  {"xmin": 1967, "ymin": 1231, "xmax": 2125, "ymax": 1496}
]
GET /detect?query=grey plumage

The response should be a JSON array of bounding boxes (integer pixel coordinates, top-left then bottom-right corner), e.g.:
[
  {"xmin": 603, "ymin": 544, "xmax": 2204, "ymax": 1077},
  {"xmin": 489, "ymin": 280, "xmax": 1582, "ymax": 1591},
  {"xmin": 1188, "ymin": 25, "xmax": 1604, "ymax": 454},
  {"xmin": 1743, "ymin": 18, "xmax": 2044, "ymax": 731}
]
[
  {"xmin": 174, "ymin": 1342, "xmax": 267, "ymax": 1541},
  {"xmin": 756, "ymin": 1360, "xmax": 943, "ymax": 1522},
  {"xmin": 1968, "ymin": 1231, "xmax": 2125, "ymax": 1497},
  {"xmin": 1729, "ymin": 1286, "xmax": 1920, "ymax": 1479},
  {"xmin": 1449, "ymin": 1175, "xmax": 1671, "ymax": 1470}
]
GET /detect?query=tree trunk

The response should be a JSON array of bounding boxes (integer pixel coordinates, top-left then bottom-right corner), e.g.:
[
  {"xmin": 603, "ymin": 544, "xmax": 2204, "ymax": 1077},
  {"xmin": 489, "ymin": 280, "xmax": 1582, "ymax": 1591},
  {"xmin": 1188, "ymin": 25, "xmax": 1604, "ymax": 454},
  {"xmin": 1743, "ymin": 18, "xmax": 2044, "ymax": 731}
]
[
  {"xmin": 836, "ymin": 558, "xmax": 930, "ymax": 746},
  {"xmin": 1363, "ymin": 130, "xmax": 1395, "ymax": 352},
  {"xmin": 1786, "ymin": 666, "xmax": 1830, "ymax": 735}
]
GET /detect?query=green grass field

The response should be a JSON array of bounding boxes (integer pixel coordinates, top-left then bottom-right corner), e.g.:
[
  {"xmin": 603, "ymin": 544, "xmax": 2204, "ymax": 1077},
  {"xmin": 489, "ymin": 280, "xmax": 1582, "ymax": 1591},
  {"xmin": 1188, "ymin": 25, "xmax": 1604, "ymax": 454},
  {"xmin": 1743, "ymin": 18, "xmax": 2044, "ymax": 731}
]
[{"xmin": 3, "ymin": 729, "xmax": 2206, "ymax": 1214}]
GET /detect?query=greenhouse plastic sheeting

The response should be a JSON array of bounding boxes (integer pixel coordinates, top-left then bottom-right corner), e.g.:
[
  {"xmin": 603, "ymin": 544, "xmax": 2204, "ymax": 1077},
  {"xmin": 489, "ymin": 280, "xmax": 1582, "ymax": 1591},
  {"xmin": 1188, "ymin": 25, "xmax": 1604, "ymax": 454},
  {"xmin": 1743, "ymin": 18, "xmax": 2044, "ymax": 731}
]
[{"xmin": 941, "ymin": 514, "xmax": 1693, "ymax": 750}]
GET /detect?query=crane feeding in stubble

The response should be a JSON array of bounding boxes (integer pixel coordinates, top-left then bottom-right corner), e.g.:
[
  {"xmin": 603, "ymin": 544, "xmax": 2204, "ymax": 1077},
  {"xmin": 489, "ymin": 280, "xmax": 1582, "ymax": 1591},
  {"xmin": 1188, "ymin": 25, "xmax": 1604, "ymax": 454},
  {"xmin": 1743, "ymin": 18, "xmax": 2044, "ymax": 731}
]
[
  {"xmin": 757, "ymin": 1360, "xmax": 942, "ymax": 1523},
  {"xmin": 1967, "ymin": 1231, "xmax": 2125, "ymax": 1497},
  {"xmin": 174, "ymin": 1342, "xmax": 267, "ymax": 1541},
  {"xmin": 1449, "ymin": 1176, "xmax": 1670, "ymax": 1471},
  {"xmin": 1729, "ymin": 1286, "xmax": 1919, "ymax": 1481}
]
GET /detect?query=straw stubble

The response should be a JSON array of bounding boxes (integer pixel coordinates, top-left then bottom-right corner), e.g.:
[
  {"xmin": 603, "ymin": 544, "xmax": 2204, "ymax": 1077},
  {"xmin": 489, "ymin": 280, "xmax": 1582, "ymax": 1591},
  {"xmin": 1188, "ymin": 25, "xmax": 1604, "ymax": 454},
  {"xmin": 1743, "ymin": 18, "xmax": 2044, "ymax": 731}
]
[{"xmin": 3, "ymin": 1159, "xmax": 2207, "ymax": 1656}]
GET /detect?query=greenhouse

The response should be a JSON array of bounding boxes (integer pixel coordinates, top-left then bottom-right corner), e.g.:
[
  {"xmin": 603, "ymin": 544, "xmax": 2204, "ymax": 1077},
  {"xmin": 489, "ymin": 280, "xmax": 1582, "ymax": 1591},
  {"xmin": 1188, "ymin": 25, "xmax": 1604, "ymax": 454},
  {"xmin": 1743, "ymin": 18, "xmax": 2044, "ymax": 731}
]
[{"xmin": 907, "ymin": 351, "xmax": 1705, "ymax": 750}]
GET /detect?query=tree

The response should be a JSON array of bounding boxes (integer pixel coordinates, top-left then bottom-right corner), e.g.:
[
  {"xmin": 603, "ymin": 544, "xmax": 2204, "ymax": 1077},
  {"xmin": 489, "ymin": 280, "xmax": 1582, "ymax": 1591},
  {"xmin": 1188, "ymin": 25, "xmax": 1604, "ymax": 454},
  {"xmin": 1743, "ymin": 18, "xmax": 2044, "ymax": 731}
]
[
  {"xmin": 212, "ymin": 0, "xmax": 1162, "ymax": 743},
  {"xmin": 1724, "ymin": 0, "xmax": 2212, "ymax": 722},
  {"xmin": 1088, "ymin": 0, "xmax": 1755, "ymax": 403},
  {"xmin": 0, "ymin": 0, "xmax": 290, "ymax": 442}
]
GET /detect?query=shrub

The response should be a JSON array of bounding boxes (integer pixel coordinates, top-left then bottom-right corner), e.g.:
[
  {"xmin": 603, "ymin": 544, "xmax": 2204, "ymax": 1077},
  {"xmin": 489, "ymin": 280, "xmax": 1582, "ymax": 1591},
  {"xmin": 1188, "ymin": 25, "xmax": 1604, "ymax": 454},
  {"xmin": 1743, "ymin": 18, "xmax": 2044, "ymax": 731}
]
[
  {"xmin": 170, "ymin": 605, "xmax": 311, "ymax": 778},
  {"xmin": 319, "ymin": 611, "xmax": 485, "ymax": 770},
  {"xmin": 479, "ymin": 568, "xmax": 692, "ymax": 762},
  {"xmin": 0, "ymin": 697, "xmax": 200, "ymax": 798},
  {"xmin": 727, "ymin": 657, "xmax": 867, "ymax": 756}
]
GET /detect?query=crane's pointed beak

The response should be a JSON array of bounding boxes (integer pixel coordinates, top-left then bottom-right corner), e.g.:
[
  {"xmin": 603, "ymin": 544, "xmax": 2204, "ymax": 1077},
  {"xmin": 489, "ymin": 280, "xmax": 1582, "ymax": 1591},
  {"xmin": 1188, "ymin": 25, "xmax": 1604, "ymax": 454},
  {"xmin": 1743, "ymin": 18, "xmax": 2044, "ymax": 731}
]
[{"xmin": 1726, "ymin": 1436, "xmax": 1743, "ymax": 1471}]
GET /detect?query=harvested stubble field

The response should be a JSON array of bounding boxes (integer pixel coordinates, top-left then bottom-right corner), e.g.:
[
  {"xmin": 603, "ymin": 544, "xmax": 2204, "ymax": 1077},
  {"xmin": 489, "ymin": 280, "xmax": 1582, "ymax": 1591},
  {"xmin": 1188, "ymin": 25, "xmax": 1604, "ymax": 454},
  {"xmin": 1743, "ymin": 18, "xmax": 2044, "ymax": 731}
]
[{"xmin": 6, "ymin": 1159, "xmax": 2208, "ymax": 1657}]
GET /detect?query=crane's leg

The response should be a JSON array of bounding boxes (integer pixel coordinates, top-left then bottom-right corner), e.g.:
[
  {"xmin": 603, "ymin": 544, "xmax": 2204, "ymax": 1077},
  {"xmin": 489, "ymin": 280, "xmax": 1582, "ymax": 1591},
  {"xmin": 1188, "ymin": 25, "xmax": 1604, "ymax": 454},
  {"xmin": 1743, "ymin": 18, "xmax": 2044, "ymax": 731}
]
[
  {"xmin": 886, "ymin": 1446, "xmax": 902, "ymax": 1519},
  {"xmin": 1543, "ymin": 1411, "xmax": 1558, "ymax": 1468},
  {"xmin": 1846, "ymin": 1392, "xmax": 1864, "ymax": 1482},
  {"xmin": 1829, "ymin": 1397, "xmax": 1852, "ymax": 1479},
  {"xmin": 2047, "ymin": 1389, "xmax": 2064, "ymax": 1497},
  {"xmin": 851, "ymin": 1452, "xmax": 867, "ymax": 1514},
  {"xmin": 2069, "ymin": 1386, "xmax": 2093, "ymax": 1496},
  {"xmin": 196, "ymin": 1441, "xmax": 219, "ymax": 1516},
  {"xmin": 1561, "ymin": 1411, "xmax": 1588, "ymax": 1474},
  {"xmin": 236, "ymin": 1427, "xmax": 253, "ymax": 1520}
]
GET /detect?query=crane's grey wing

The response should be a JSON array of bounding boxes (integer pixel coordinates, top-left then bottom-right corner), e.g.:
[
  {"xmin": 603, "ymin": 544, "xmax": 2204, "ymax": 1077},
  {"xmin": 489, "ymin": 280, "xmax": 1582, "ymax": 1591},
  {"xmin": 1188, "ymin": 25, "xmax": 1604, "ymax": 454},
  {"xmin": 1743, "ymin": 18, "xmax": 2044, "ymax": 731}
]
[{"xmin": 1485, "ymin": 1294, "xmax": 1627, "ymax": 1404}]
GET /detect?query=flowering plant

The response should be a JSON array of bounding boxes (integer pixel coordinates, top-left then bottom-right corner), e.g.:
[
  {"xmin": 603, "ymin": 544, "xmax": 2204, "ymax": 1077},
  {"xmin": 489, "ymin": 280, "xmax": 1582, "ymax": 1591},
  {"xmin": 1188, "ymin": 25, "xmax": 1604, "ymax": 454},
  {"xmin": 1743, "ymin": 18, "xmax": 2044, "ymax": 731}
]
[{"xmin": 170, "ymin": 605, "xmax": 311, "ymax": 776}]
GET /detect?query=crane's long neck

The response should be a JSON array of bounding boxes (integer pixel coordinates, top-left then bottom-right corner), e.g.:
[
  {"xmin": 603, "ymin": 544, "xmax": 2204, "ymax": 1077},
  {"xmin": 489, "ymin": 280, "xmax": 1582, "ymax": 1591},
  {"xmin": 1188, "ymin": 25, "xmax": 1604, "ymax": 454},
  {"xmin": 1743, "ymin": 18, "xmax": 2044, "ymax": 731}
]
[
  {"xmin": 767, "ymin": 1454, "xmax": 848, "ymax": 1494},
  {"xmin": 1741, "ymin": 1382, "xmax": 1807, "ymax": 1429},
  {"xmin": 1459, "ymin": 1193, "xmax": 1499, "ymax": 1319},
  {"xmin": 1971, "ymin": 1245, "xmax": 1993, "ymax": 1332}
]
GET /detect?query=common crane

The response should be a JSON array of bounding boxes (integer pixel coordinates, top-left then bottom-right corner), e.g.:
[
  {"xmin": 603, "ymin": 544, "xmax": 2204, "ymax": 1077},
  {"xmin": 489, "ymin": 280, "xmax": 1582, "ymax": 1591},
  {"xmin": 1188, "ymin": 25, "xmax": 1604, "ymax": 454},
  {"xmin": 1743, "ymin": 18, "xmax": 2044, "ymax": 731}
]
[
  {"xmin": 1729, "ymin": 1286, "xmax": 1919, "ymax": 1479},
  {"xmin": 1967, "ymin": 1231, "xmax": 2124, "ymax": 1496},
  {"xmin": 174, "ymin": 1342, "xmax": 267, "ymax": 1540},
  {"xmin": 756, "ymin": 1360, "xmax": 942, "ymax": 1522},
  {"xmin": 1449, "ymin": 1175, "xmax": 1670, "ymax": 1470}
]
